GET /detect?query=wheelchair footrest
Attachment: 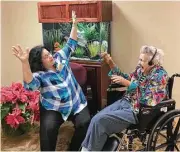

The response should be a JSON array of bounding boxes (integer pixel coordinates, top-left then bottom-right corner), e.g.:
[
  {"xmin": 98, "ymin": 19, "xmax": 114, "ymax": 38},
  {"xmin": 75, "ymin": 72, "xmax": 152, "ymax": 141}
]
[{"xmin": 102, "ymin": 136, "xmax": 120, "ymax": 151}]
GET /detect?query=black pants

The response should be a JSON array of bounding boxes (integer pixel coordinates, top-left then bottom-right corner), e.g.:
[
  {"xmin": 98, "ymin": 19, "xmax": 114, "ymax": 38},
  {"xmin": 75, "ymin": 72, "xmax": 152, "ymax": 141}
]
[{"xmin": 40, "ymin": 103, "xmax": 91, "ymax": 151}]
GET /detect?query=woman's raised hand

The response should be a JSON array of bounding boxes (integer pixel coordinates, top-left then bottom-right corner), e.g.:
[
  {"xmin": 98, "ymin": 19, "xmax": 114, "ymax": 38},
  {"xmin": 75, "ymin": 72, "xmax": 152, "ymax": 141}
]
[
  {"xmin": 12, "ymin": 45, "xmax": 30, "ymax": 63},
  {"xmin": 101, "ymin": 52, "xmax": 113, "ymax": 64},
  {"xmin": 72, "ymin": 10, "xmax": 77, "ymax": 25}
]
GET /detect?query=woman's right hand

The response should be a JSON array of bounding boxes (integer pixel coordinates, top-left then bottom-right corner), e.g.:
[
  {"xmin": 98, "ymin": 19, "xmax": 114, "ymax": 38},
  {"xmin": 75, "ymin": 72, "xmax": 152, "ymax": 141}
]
[
  {"xmin": 101, "ymin": 52, "xmax": 116, "ymax": 69},
  {"xmin": 101, "ymin": 52, "xmax": 114, "ymax": 64},
  {"xmin": 12, "ymin": 45, "xmax": 30, "ymax": 63}
]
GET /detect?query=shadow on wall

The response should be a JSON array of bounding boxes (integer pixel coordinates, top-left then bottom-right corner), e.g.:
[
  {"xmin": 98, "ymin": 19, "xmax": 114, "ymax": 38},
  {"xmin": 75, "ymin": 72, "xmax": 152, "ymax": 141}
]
[
  {"xmin": 111, "ymin": 2, "xmax": 139, "ymax": 72},
  {"xmin": 112, "ymin": 2, "xmax": 157, "ymax": 72}
]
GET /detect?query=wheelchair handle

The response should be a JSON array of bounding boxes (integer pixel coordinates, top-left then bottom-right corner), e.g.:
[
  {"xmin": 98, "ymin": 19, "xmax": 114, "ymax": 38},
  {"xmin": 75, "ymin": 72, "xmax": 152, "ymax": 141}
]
[
  {"xmin": 168, "ymin": 73, "xmax": 180, "ymax": 99},
  {"xmin": 171, "ymin": 73, "xmax": 180, "ymax": 78}
]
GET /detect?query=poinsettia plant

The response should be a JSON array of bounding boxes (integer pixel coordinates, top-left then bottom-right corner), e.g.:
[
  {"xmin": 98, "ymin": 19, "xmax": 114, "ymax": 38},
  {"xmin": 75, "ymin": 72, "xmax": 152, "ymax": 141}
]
[{"xmin": 0, "ymin": 82, "xmax": 40, "ymax": 135}]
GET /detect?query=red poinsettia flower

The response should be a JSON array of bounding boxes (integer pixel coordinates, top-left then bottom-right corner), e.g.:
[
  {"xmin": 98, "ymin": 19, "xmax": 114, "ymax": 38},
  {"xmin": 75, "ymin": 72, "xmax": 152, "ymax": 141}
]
[
  {"xmin": 26, "ymin": 92, "xmax": 40, "ymax": 124},
  {"xmin": 26, "ymin": 90, "xmax": 40, "ymax": 103},
  {"xmin": 1, "ymin": 82, "xmax": 40, "ymax": 130},
  {"xmin": 30, "ymin": 111, "xmax": 40, "ymax": 124},
  {"xmin": 5, "ymin": 108, "xmax": 25, "ymax": 129},
  {"xmin": 34, "ymin": 112, "xmax": 40, "ymax": 122},
  {"xmin": 0, "ymin": 87, "xmax": 17, "ymax": 103},
  {"xmin": 20, "ymin": 94, "xmax": 28, "ymax": 103},
  {"xmin": 27, "ymin": 102, "xmax": 39, "ymax": 112},
  {"xmin": 12, "ymin": 82, "xmax": 23, "ymax": 92},
  {"xmin": 12, "ymin": 83, "xmax": 28, "ymax": 102}
]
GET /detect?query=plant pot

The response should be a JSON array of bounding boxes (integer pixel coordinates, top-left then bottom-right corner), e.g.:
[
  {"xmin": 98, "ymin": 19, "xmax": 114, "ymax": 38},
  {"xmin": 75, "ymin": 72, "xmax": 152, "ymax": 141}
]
[
  {"xmin": 2, "ymin": 127, "xmax": 25, "ymax": 137},
  {"xmin": 1, "ymin": 123, "xmax": 31, "ymax": 137}
]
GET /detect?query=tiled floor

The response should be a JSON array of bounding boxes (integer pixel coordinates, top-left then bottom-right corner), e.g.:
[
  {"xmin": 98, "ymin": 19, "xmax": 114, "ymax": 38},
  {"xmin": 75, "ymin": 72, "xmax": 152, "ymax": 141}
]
[{"xmin": 2, "ymin": 121, "xmax": 180, "ymax": 151}]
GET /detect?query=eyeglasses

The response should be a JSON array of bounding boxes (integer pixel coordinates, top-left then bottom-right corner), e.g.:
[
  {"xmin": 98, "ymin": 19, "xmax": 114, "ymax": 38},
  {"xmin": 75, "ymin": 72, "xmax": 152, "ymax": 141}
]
[{"xmin": 42, "ymin": 53, "xmax": 52, "ymax": 60}]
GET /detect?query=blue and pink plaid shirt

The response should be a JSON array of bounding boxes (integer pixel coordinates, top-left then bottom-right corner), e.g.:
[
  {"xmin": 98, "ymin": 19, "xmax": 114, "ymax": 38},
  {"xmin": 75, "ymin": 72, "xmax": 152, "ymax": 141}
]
[{"xmin": 24, "ymin": 38, "xmax": 87, "ymax": 121}]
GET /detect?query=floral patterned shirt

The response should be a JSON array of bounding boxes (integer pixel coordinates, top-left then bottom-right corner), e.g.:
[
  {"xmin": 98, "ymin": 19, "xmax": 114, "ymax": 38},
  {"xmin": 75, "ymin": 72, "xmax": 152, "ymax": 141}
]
[{"xmin": 108, "ymin": 65, "xmax": 169, "ymax": 113}]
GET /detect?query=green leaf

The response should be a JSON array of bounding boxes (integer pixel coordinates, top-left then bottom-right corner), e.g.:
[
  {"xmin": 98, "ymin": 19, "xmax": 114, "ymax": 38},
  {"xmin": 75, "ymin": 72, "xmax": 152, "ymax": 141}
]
[
  {"xmin": 88, "ymin": 43, "xmax": 100, "ymax": 58},
  {"xmin": 1, "ymin": 105, "xmax": 10, "ymax": 120},
  {"xmin": 23, "ymin": 111, "xmax": 31, "ymax": 119},
  {"xmin": 74, "ymin": 47, "xmax": 84, "ymax": 58},
  {"xmin": 18, "ymin": 103, "xmax": 26, "ymax": 113}
]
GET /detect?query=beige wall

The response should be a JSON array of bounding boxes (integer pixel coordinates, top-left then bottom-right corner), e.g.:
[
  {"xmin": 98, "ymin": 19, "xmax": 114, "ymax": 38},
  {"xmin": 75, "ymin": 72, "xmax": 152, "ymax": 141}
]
[
  {"xmin": 1, "ymin": 1, "xmax": 42, "ymax": 85},
  {"xmin": 111, "ymin": 1, "xmax": 180, "ymax": 108},
  {"xmin": 1, "ymin": 1, "xmax": 180, "ymax": 107}
]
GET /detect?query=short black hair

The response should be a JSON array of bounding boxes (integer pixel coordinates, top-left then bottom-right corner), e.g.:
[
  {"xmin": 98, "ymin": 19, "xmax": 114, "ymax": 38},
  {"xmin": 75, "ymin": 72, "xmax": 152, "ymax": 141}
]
[{"xmin": 29, "ymin": 45, "xmax": 47, "ymax": 73}]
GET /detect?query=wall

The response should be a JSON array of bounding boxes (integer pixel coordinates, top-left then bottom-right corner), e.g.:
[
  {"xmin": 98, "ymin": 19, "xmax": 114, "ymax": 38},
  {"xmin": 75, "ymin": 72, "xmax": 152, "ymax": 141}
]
[
  {"xmin": 111, "ymin": 1, "xmax": 180, "ymax": 108},
  {"xmin": 1, "ymin": 1, "xmax": 42, "ymax": 85},
  {"xmin": 1, "ymin": 1, "xmax": 180, "ymax": 107}
]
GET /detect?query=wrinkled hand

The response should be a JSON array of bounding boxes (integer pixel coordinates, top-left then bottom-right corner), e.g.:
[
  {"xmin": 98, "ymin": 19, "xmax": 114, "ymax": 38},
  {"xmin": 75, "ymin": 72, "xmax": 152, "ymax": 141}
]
[
  {"xmin": 72, "ymin": 10, "xmax": 77, "ymax": 24},
  {"xmin": 101, "ymin": 52, "xmax": 108, "ymax": 59},
  {"xmin": 111, "ymin": 75, "xmax": 125, "ymax": 84},
  {"xmin": 101, "ymin": 52, "xmax": 113, "ymax": 65},
  {"xmin": 12, "ymin": 45, "xmax": 30, "ymax": 63}
]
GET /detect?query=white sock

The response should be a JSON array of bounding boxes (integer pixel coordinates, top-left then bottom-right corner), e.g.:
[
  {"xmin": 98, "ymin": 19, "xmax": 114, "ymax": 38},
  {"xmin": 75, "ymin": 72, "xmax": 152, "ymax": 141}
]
[{"xmin": 81, "ymin": 146, "xmax": 89, "ymax": 151}]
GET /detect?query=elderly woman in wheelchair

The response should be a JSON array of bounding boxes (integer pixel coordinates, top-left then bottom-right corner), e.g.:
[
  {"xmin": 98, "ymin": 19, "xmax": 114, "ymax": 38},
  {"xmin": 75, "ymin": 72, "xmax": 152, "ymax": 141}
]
[{"xmin": 81, "ymin": 45, "xmax": 180, "ymax": 151}]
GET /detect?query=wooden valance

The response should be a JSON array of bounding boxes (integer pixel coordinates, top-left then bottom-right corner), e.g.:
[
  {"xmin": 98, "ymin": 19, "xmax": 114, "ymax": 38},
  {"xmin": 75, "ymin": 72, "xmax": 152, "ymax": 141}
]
[{"xmin": 38, "ymin": 1, "xmax": 112, "ymax": 23}]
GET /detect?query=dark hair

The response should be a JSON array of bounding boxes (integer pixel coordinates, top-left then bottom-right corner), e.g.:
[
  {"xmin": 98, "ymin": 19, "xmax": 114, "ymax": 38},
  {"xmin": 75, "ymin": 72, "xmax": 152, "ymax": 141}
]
[{"xmin": 29, "ymin": 45, "xmax": 47, "ymax": 73}]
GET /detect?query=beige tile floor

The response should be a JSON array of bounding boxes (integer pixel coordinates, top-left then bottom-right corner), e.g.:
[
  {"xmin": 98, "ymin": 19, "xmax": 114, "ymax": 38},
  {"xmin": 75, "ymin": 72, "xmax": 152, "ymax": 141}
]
[{"xmin": 1, "ymin": 121, "xmax": 180, "ymax": 151}]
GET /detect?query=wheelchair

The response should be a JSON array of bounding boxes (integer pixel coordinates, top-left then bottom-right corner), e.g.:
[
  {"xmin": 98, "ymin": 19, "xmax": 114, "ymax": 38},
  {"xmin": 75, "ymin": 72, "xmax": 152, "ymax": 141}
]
[{"xmin": 103, "ymin": 73, "xmax": 180, "ymax": 151}]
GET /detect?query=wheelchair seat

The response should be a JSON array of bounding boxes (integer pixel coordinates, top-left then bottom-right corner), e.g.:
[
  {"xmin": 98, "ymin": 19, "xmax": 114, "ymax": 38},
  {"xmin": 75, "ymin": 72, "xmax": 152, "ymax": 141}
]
[
  {"xmin": 128, "ymin": 99, "xmax": 176, "ymax": 132},
  {"xmin": 103, "ymin": 73, "xmax": 180, "ymax": 151},
  {"xmin": 107, "ymin": 75, "xmax": 177, "ymax": 132}
]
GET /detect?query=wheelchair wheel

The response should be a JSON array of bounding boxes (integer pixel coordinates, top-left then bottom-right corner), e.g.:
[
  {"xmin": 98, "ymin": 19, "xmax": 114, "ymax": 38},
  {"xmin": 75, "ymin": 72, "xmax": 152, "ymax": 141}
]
[{"xmin": 147, "ymin": 109, "xmax": 180, "ymax": 151}]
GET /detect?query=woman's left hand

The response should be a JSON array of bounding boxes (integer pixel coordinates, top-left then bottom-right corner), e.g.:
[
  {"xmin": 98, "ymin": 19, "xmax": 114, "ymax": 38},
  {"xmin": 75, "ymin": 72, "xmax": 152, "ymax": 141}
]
[
  {"xmin": 111, "ymin": 75, "xmax": 131, "ymax": 87},
  {"xmin": 111, "ymin": 75, "xmax": 125, "ymax": 84}
]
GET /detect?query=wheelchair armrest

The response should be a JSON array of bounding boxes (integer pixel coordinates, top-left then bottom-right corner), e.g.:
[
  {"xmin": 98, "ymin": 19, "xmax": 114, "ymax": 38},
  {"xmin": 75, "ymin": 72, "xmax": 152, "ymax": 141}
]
[
  {"xmin": 107, "ymin": 84, "xmax": 126, "ymax": 106},
  {"xmin": 140, "ymin": 99, "xmax": 176, "ymax": 109},
  {"xmin": 155, "ymin": 99, "xmax": 176, "ymax": 108},
  {"xmin": 140, "ymin": 99, "xmax": 176, "ymax": 114},
  {"xmin": 107, "ymin": 83, "xmax": 127, "ymax": 92}
]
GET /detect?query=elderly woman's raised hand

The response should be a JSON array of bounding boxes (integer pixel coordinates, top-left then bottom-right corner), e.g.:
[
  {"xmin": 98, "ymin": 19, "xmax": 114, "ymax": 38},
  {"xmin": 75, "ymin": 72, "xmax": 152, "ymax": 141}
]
[
  {"xmin": 101, "ymin": 52, "xmax": 112, "ymax": 64},
  {"xmin": 101, "ymin": 52, "xmax": 116, "ymax": 69},
  {"xmin": 12, "ymin": 45, "xmax": 30, "ymax": 63}
]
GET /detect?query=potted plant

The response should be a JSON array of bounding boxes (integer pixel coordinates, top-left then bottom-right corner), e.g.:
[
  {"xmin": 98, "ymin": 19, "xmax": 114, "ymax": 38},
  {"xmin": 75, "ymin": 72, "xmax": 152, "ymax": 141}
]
[{"xmin": 0, "ymin": 82, "xmax": 40, "ymax": 136}]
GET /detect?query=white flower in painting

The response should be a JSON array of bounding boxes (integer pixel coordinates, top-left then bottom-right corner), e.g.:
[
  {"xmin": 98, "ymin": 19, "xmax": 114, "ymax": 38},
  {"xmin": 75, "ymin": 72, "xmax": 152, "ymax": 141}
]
[
  {"xmin": 93, "ymin": 41, "xmax": 100, "ymax": 46},
  {"xmin": 101, "ymin": 40, "xmax": 108, "ymax": 52}
]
